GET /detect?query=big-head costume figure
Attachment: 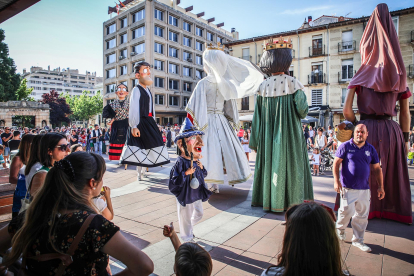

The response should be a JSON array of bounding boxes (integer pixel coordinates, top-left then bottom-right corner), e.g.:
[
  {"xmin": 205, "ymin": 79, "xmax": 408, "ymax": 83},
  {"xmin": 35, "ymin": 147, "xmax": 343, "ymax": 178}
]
[
  {"xmin": 185, "ymin": 43, "xmax": 263, "ymax": 193},
  {"xmin": 120, "ymin": 61, "xmax": 170, "ymax": 176},
  {"xmin": 102, "ymin": 84, "xmax": 129, "ymax": 161},
  {"xmin": 169, "ymin": 118, "xmax": 212, "ymax": 242},
  {"xmin": 250, "ymin": 37, "xmax": 313, "ymax": 212}
]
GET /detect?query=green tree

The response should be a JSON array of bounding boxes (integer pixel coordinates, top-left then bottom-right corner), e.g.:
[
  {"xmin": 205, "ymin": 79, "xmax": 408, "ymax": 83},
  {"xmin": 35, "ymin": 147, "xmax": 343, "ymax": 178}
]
[
  {"xmin": 65, "ymin": 90, "xmax": 103, "ymax": 121},
  {"xmin": 0, "ymin": 29, "xmax": 21, "ymax": 102},
  {"xmin": 15, "ymin": 78, "xmax": 35, "ymax": 101}
]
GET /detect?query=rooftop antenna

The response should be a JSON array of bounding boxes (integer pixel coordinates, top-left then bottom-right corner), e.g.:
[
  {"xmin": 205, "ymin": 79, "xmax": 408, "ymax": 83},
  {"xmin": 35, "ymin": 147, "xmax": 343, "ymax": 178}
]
[{"xmin": 345, "ymin": 12, "xmax": 352, "ymax": 17}]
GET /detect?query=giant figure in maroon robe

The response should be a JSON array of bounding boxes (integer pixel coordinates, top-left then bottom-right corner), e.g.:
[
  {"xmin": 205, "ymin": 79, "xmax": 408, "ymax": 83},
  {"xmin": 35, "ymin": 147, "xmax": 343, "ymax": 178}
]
[{"xmin": 338, "ymin": 3, "xmax": 412, "ymax": 224}]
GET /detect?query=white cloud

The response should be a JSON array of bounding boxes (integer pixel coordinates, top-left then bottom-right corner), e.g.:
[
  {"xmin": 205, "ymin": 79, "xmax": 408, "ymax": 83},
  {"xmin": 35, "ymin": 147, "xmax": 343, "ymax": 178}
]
[{"xmin": 281, "ymin": 5, "xmax": 335, "ymax": 15}]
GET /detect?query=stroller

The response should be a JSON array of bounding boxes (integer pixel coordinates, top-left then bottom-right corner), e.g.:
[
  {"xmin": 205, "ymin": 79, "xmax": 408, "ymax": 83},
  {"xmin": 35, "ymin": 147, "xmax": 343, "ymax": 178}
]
[
  {"xmin": 319, "ymin": 141, "xmax": 334, "ymax": 172},
  {"xmin": 309, "ymin": 141, "xmax": 334, "ymax": 173}
]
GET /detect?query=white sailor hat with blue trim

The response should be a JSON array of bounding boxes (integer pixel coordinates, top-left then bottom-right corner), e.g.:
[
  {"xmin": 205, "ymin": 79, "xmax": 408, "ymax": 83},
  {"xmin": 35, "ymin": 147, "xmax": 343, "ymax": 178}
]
[{"xmin": 174, "ymin": 117, "xmax": 204, "ymax": 143}]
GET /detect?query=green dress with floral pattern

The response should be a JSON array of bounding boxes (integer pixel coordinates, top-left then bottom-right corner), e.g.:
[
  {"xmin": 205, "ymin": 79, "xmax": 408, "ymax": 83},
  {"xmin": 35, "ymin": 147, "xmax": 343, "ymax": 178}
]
[{"xmin": 250, "ymin": 75, "xmax": 313, "ymax": 212}]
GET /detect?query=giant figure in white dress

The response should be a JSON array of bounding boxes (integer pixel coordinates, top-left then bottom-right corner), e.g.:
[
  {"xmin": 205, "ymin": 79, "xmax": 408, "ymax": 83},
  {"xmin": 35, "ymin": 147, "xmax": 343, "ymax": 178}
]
[{"xmin": 185, "ymin": 44, "xmax": 263, "ymax": 193}]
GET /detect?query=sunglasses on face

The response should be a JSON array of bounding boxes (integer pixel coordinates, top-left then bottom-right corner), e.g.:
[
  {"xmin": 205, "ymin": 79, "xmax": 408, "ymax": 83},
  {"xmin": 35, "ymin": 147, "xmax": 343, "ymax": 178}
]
[{"xmin": 55, "ymin": 144, "xmax": 70, "ymax": 152}]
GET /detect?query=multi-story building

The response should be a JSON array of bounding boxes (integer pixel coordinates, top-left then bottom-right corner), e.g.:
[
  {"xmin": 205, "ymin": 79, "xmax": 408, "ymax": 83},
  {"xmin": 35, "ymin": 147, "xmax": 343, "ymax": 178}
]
[
  {"xmin": 103, "ymin": 0, "xmax": 236, "ymax": 125},
  {"xmin": 23, "ymin": 66, "xmax": 103, "ymax": 101},
  {"xmin": 226, "ymin": 6, "xmax": 414, "ymax": 127}
]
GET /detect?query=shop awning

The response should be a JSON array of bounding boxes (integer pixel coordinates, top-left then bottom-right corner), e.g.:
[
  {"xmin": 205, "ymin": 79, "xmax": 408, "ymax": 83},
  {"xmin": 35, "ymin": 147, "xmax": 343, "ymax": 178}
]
[{"xmin": 239, "ymin": 114, "xmax": 253, "ymax": 121}]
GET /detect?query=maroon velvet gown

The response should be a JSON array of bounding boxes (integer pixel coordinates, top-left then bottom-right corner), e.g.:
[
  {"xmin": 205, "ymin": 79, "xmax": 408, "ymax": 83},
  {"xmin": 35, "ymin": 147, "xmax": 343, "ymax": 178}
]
[{"xmin": 335, "ymin": 86, "xmax": 413, "ymax": 224}]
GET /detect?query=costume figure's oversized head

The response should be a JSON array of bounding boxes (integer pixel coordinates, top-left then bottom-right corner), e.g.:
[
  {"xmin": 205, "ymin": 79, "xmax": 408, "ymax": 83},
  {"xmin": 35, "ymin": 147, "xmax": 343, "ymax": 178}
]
[
  {"xmin": 116, "ymin": 84, "xmax": 129, "ymax": 100},
  {"xmin": 134, "ymin": 61, "xmax": 153, "ymax": 86},
  {"xmin": 259, "ymin": 37, "xmax": 293, "ymax": 75},
  {"xmin": 175, "ymin": 118, "xmax": 204, "ymax": 160}
]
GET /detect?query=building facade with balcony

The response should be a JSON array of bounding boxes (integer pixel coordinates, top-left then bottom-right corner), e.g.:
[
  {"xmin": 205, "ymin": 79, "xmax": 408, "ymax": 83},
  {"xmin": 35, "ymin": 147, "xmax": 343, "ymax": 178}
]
[
  {"xmin": 226, "ymin": 6, "xmax": 414, "ymax": 127},
  {"xmin": 103, "ymin": 0, "xmax": 236, "ymax": 126},
  {"xmin": 23, "ymin": 66, "xmax": 103, "ymax": 101}
]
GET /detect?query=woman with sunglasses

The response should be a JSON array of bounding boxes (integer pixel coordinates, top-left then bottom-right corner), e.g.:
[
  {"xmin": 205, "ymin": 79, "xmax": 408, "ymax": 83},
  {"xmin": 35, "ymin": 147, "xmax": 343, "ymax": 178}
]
[{"xmin": 30, "ymin": 133, "xmax": 69, "ymax": 196}]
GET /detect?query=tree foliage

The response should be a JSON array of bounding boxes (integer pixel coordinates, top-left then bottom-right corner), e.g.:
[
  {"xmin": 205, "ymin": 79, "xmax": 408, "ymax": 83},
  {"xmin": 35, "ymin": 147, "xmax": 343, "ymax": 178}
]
[
  {"xmin": 41, "ymin": 90, "xmax": 71, "ymax": 127},
  {"xmin": 15, "ymin": 78, "xmax": 35, "ymax": 101},
  {"xmin": 0, "ymin": 29, "xmax": 21, "ymax": 102},
  {"xmin": 65, "ymin": 90, "xmax": 103, "ymax": 121}
]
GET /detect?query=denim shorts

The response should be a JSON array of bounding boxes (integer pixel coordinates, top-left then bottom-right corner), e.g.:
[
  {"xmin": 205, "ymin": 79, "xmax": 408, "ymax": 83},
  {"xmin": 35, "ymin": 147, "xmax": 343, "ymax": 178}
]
[{"xmin": 4, "ymin": 147, "xmax": 10, "ymax": 156}]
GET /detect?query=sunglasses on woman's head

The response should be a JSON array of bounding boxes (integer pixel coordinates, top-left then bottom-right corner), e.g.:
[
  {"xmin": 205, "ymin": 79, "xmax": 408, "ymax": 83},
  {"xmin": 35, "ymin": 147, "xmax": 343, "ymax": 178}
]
[{"xmin": 55, "ymin": 144, "xmax": 70, "ymax": 152}]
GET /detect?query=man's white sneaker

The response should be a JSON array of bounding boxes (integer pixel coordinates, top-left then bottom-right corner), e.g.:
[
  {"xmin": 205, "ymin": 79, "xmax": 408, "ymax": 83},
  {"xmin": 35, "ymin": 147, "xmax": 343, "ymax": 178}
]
[
  {"xmin": 336, "ymin": 230, "xmax": 346, "ymax": 241},
  {"xmin": 352, "ymin": 242, "xmax": 372, "ymax": 252}
]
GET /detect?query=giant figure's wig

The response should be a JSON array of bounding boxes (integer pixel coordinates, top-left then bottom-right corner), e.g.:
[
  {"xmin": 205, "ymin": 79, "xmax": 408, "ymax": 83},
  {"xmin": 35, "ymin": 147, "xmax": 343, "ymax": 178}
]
[{"xmin": 259, "ymin": 48, "xmax": 292, "ymax": 75}]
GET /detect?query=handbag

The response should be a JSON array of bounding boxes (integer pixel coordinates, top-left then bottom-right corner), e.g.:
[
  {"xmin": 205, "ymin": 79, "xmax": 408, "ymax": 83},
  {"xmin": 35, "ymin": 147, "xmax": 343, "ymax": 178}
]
[
  {"xmin": 19, "ymin": 188, "xmax": 31, "ymax": 214},
  {"xmin": 17, "ymin": 214, "xmax": 96, "ymax": 276}
]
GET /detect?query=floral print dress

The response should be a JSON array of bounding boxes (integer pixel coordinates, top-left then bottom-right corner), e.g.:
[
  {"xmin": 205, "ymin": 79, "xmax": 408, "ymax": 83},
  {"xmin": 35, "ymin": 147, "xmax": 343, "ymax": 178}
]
[{"xmin": 8, "ymin": 211, "xmax": 119, "ymax": 275}]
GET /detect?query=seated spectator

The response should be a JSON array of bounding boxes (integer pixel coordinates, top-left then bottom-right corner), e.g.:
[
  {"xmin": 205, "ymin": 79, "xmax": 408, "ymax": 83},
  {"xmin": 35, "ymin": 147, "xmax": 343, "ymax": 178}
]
[
  {"xmin": 163, "ymin": 222, "xmax": 212, "ymax": 276},
  {"xmin": 8, "ymin": 131, "xmax": 21, "ymax": 152},
  {"xmin": 0, "ymin": 152, "xmax": 154, "ymax": 275},
  {"xmin": 70, "ymin": 143, "xmax": 83, "ymax": 153},
  {"xmin": 93, "ymin": 186, "xmax": 114, "ymax": 222},
  {"xmin": 9, "ymin": 134, "xmax": 35, "ymax": 218},
  {"xmin": 262, "ymin": 202, "xmax": 347, "ymax": 276},
  {"xmin": 30, "ymin": 133, "xmax": 69, "ymax": 196}
]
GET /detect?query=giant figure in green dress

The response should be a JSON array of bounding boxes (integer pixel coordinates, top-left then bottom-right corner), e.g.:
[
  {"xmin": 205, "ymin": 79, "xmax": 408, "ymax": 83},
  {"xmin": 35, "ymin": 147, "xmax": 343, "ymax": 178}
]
[{"xmin": 250, "ymin": 37, "xmax": 314, "ymax": 212}]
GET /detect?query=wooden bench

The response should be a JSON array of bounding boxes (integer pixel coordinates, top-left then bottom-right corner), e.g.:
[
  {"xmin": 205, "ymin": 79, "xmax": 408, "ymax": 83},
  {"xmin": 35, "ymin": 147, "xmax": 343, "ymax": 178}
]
[{"xmin": 0, "ymin": 169, "xmax": 14, "ymax": 217}]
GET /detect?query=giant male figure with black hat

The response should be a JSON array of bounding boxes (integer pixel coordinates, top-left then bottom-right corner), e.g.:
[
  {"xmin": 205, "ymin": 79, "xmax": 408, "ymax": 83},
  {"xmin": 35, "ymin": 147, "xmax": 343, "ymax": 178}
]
[
  {"xmin": 250, "ymin": 37, "xmax": 313, "ymax": 212},
  {"xmin": 120, "ymin": 61, "xmax": 170, "ymax": 179}
]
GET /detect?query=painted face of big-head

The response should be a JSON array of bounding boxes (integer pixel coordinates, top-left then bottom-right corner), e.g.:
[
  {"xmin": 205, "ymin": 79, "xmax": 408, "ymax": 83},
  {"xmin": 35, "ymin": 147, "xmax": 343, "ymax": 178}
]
[
  {"xmin": 177, "ymin": 135, "xmax": 204, "ymax": 160},
  {"xmin": 135, "ymin": 65, "xmax": 153, "ymax": 86},
  {"xmin": 116, "ymin": 84, "xmax": 129, "ymax": 100}
]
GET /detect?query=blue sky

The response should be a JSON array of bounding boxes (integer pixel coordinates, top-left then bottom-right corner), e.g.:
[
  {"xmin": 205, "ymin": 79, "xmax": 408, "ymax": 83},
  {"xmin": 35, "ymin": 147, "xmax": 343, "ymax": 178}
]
[{"xmin": 1, "ymin": 0, "xmax": 412, "ymax": 77}]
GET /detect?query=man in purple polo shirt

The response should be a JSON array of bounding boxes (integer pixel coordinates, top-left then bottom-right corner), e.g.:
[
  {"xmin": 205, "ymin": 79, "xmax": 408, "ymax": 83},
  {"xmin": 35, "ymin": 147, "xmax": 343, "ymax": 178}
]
[{"xmin": 333, "ymin": 124, "xmax": 384, "ymax": 252}]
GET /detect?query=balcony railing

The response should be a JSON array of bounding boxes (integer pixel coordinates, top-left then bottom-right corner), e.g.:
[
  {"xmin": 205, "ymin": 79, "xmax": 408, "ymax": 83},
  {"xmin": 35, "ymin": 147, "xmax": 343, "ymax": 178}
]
[
  {"xmin": 309, "ymin": 45, "xmax": 326, "ymax": 57},
  {"xmin": 308, "ymin": 73, "xmax": 326, "ymax": 84},
  {"xmin": 338, "ymin": 41, "xmax": 356, "ymax": 53},
  {"xmin": 338, "ymin": 71, "xmax": 355, "ymax": 83},
  {"xmin": 409, "ymin": 64, "xmax": 414, "ymax": 78}
]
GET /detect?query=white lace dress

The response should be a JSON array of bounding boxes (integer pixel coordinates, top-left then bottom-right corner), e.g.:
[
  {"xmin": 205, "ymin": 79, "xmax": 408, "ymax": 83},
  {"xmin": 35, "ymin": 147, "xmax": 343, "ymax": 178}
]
[{"xmin": 186, "ymin": 77, "xmax": 251, "ymax": 185}]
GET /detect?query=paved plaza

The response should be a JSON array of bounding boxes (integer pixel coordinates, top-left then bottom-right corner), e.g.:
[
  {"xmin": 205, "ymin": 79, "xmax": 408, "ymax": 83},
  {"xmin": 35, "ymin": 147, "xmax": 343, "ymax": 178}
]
[{"xmin": 101, "ymin": 148, "xmax": 414, "ymax": 276}]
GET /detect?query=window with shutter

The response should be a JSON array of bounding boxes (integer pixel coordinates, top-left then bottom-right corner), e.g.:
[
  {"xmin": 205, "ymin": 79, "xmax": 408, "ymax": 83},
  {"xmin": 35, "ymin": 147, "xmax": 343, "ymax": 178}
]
[{"xmin": 311, "ymin": 90, "xmax": 322, "ymax": 106}]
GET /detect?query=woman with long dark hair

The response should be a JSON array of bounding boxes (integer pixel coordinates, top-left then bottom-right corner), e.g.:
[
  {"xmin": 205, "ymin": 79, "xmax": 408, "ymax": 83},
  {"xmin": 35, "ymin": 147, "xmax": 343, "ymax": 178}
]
[
  {"xmin": 0, "ymin": 152, "xmax": 154, "ymax": 275},
  {"xmin": 9, "ymin": 134, "xmax": 35, "ymax": 218},
  {"xmin": 30, "ymin": 133, "xmax": 69, "ymax": 196},
  {"xmin": 24, "ymin": 135, "xmax": 44, "ymax": 191},
  {"xmin": 262, "ymin": 202, "xmax": 346, "ymax": 276}
]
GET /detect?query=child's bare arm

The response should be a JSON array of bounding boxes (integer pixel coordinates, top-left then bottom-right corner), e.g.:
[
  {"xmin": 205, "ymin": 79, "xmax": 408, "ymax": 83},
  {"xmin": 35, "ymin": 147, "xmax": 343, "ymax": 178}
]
[
  {"xmin": 102, "ymin": 186, "xmax": 114, "ymax": 220},
  {"xmin": 163, "ymin": 222, "xmax": 181, "ymax": 252}
]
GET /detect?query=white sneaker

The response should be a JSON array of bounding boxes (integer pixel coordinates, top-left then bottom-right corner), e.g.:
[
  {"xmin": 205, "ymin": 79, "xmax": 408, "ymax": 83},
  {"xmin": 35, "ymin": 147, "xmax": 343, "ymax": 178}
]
[
  {"xmin": 352, "ymin": 242, "xmax": 372, "ymax": 252},
  {"xmin": 336, "ymin": 229, "xmax": 346, "ymax": 241}
]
